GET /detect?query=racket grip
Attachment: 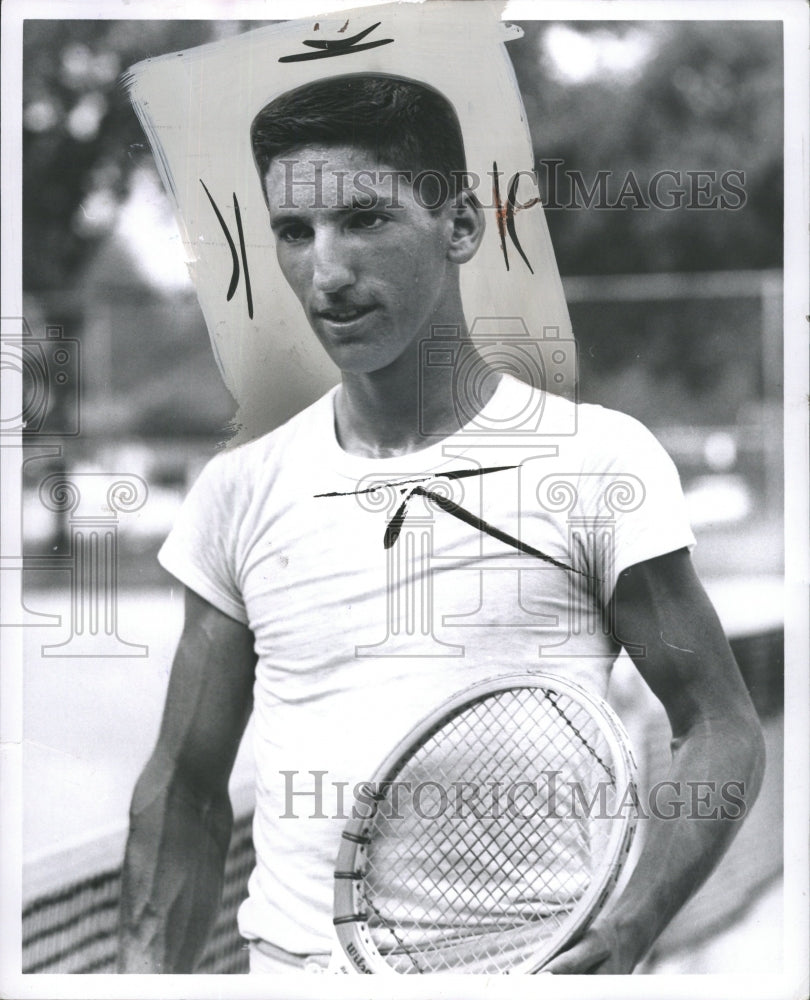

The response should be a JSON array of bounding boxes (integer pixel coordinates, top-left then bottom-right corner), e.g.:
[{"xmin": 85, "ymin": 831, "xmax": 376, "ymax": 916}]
[
  {"xmin": 325, "ymin": 951, "xmax": 353, "ymax": 974},
  {"xmin": 326, "ymin": 926, "xmax": 357, "ymax": 974}
]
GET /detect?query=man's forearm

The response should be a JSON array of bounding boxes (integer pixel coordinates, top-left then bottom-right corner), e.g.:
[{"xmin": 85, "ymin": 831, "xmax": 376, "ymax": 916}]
[
  {"xmin": 117, "ymin": 758, "xmax": 234, "ymax": 973},
  {"xmin": 602, "ymin": 711, "xmax": 766, "ymax": 968}
]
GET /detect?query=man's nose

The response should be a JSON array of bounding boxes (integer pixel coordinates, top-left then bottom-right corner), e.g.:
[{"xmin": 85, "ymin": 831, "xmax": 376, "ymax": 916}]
[{"xmin": 312, "ymin": 231, "xmax": 354, "ymax": 293}]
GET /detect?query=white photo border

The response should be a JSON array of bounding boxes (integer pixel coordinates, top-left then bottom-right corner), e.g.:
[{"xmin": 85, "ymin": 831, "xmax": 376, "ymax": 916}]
[{"xmin": 1, "ymin": 1, "xmax": 807, "ymax": 998}]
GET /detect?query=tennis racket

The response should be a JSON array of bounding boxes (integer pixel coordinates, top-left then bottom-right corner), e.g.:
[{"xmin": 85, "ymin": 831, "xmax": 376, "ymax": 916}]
[{"xmin": 331, "ymin": 672, "xmax": 637, "ymax": 974}]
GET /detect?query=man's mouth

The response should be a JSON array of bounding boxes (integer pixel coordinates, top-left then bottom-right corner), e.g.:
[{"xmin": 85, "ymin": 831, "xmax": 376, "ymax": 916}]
[{"xmin": 316, "ymin": 304, "xmax": 376, "ymax": 324}]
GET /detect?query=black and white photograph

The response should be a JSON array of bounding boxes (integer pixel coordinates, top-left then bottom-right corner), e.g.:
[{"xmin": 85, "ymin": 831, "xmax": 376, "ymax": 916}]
[{"xmin": 1, "ymin": 1, "xmax": 807, "ymax": 997}]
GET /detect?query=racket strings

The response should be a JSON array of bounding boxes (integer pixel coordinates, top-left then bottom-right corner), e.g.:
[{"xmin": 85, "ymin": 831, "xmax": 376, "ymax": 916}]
[
  {"xmin": 545, "ymin": 691, "xmax": 616, "ymax": 785},
  {"xmin": 362, "ymin": 893, "xmax": 427, "ymax": 973},
  {"xmin": 357, "ymin": 688, "xmax": 622, "ymax": 973}
]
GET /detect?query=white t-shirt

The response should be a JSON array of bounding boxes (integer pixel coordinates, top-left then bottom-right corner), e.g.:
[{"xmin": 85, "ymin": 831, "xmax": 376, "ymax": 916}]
[{"xmin": 158, "ymin": 374, "xmax": 695, "ymax": 954}]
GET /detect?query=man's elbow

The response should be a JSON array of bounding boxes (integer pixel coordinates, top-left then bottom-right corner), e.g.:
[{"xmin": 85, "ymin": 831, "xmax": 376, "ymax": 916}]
[
  {"xmin": 738, "ymin": 706, "xmax": 767, "ymax": 807},
  {"xmin": 672, "ymin": 694, "xmax": 767, "ymax": 810},
  {"xmin": 715, "ymin": 695, "xmax": 767, "ymax": 813}
]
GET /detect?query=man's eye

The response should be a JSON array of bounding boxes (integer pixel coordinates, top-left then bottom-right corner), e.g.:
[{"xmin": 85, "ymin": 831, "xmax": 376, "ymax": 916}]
[
  {"xmin": 350, "ymin": 212, "xmax": 387, "ymax": 231},
  {"xmin": 276, "ymin": 224, "xmax": 311, "ymax": 243}
]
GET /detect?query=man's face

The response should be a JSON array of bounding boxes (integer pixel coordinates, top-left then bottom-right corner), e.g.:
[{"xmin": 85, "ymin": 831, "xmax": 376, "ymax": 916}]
[{"xmin": 265, "ymin": 145, "xmax": 460, "ymax": 376}]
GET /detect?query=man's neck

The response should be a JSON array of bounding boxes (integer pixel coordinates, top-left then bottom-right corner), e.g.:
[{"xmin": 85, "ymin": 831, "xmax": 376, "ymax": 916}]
[{"xmin": 334, "ymin": 339, "xmax": 502, "ymax": 459}]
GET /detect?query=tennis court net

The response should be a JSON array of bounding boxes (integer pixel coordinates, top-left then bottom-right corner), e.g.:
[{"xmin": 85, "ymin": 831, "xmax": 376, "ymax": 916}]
[{"xmin": 23, "ymin": 801, "xmax": 255, "ymax": 974}]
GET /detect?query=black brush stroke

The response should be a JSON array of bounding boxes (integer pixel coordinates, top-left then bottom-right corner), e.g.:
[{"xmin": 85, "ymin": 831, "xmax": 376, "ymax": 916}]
[
  {"xmin": 506, "ymin": 174, "xmax": 535, "ymax": 274},
  {"xmin": 412, "ymin": 485, "xmax": 585, "ymax": 577},
  {"xmin": 492, "ymin": 161, "xmax": 510, "ymax": 272},
  {"xmin": 301, "ymin": 22, "xmax": 382, "ymax": 48},
  {"xmin": 383, "ymin": 494, "xmax": 414, "ymax": 549},
  {"xmin": 280, "ymin": 24, "xmax": 392, "ymax": 63},
  {"xmin": 279, "ymin": 39, "xmax": 393, "ymax": 63},
  {"xmin": 314, "ymin": 465, "xmax": 516, "ymax": 499},
  {"xmin": 232, "ymin": 193, "xmax": 253, "ymax": 320},
  {"xmin": 312, "ymin": 465, "xmax": 585, "ymax": 575},
  {"xmin": 200, "ymin": 179, "xmax": 239, "ymax": 301}
]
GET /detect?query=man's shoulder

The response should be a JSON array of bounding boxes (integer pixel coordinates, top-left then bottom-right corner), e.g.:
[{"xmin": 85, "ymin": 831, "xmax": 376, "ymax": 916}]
[
  {"xmin": 494, "ymin": 376, "xmax": 648, "ymax": 446},
  {"xmin": 569, "ymin": 397, "xmax": 654, "ymax": 443},
  {"xmin": 501, "ymin": 380, "xmax": 672, "ymax": 472},
  {"xmin": 205, "ymin": 385, "xmax": 338, "ymax": 480}
]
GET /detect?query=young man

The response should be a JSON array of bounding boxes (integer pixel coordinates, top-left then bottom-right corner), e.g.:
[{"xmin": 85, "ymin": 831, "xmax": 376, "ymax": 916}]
[{"xmin": 118, "ymin": 75, "xmax": 765, "ymax": 975}]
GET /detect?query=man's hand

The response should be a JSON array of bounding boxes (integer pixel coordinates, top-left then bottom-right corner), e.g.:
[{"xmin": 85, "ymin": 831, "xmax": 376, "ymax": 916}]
[{"xmin": 539, "ymin": 921, "xmax": 635, "ymax": 975}]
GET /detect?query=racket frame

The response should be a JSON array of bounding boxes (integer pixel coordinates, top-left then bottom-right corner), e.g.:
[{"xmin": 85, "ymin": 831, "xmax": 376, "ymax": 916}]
[{"xmin": 333, "ymin": 671, "xmax": 638, "ymax": 975}]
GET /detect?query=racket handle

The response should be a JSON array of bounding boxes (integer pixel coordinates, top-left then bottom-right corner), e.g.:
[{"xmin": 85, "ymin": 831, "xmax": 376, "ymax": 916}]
[
  {"xmin": 326, "ymin": 926, "xmax": 357, "ymax": 974},
  {"xmin": 325, "ymin": 951, "xmax": 352, "ymax": 974}
]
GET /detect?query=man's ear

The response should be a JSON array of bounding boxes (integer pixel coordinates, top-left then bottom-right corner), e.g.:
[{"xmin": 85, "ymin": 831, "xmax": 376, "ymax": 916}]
[{"xmin": 445, "ymin": 189, "xmax": 485, "ymax": 264}]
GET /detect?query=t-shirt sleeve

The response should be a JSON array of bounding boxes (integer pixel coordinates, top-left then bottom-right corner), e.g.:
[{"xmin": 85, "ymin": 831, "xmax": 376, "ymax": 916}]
[
  {"xmin": 574, "ymin": 408, "xmax": 696, "ymax": 602},
  {"xmin": 157, "ymin": 451, "xmax": 249, "ymax": 624}
]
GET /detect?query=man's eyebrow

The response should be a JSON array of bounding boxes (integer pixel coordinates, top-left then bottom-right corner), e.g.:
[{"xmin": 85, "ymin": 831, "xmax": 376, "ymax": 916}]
[
  {"xmin": 268, "ymin": 211, "xmax": 305, "ymax": 230},
  {"xmin": 349, "ymin": 193, "xmax": 383, "ymax": 210},
  {"xmin": 270, "ymin": 195, "xmax": 389, "ymax": 221}
]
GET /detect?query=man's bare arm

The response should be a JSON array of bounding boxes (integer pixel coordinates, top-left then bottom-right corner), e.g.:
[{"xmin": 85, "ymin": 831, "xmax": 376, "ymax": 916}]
[
  {"xmin": 117, "ymin": 588, "xmax": 256, "ymax": 973},
  {"xmin": 543, "ymin": 548, "xmax": 766, "ymax": 974}
]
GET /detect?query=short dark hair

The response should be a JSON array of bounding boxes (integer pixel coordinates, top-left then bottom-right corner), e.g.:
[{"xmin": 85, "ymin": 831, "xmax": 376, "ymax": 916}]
[{"xmin": 250, "ymin": 74, "xmax": 468, "ymax": 205}]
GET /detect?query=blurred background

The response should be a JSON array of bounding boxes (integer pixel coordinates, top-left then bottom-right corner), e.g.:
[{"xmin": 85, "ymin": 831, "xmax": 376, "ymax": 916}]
[{"xmin": 17, "ymin": 18, "xmax": 783, "ymax": 975}]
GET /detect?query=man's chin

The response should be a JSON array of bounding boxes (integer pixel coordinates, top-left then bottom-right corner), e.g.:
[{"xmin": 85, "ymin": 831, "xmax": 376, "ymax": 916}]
[
  {"xmin": 327, "ymin": 351, "xmax": 382, "ymax": 376},
  {"xmin": 310, "ymin": 323, "xmax": 391, "ymax": 373},
  {"xmin": 322, "ymin": 342, "xmax": 404, "ymax": 377}
]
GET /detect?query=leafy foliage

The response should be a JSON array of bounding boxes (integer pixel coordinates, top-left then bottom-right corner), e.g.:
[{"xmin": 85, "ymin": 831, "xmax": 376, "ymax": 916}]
[
  {"xmin": 23, "ymin": 20, "xmax": 262, "ymax": 291},
  {"xmin": 508, "ymin": 20, "xmax": 783, "ymax": 275}
]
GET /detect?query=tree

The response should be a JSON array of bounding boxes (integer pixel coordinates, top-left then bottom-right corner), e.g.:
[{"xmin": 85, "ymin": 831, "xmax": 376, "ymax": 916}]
[
  {"xmin": 22, "ymin": 20, "xmax": 269, "ymax": 292},
  {"xmin": 507, "ymin": 20, "xmax": 783, "ymax": 275}
]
